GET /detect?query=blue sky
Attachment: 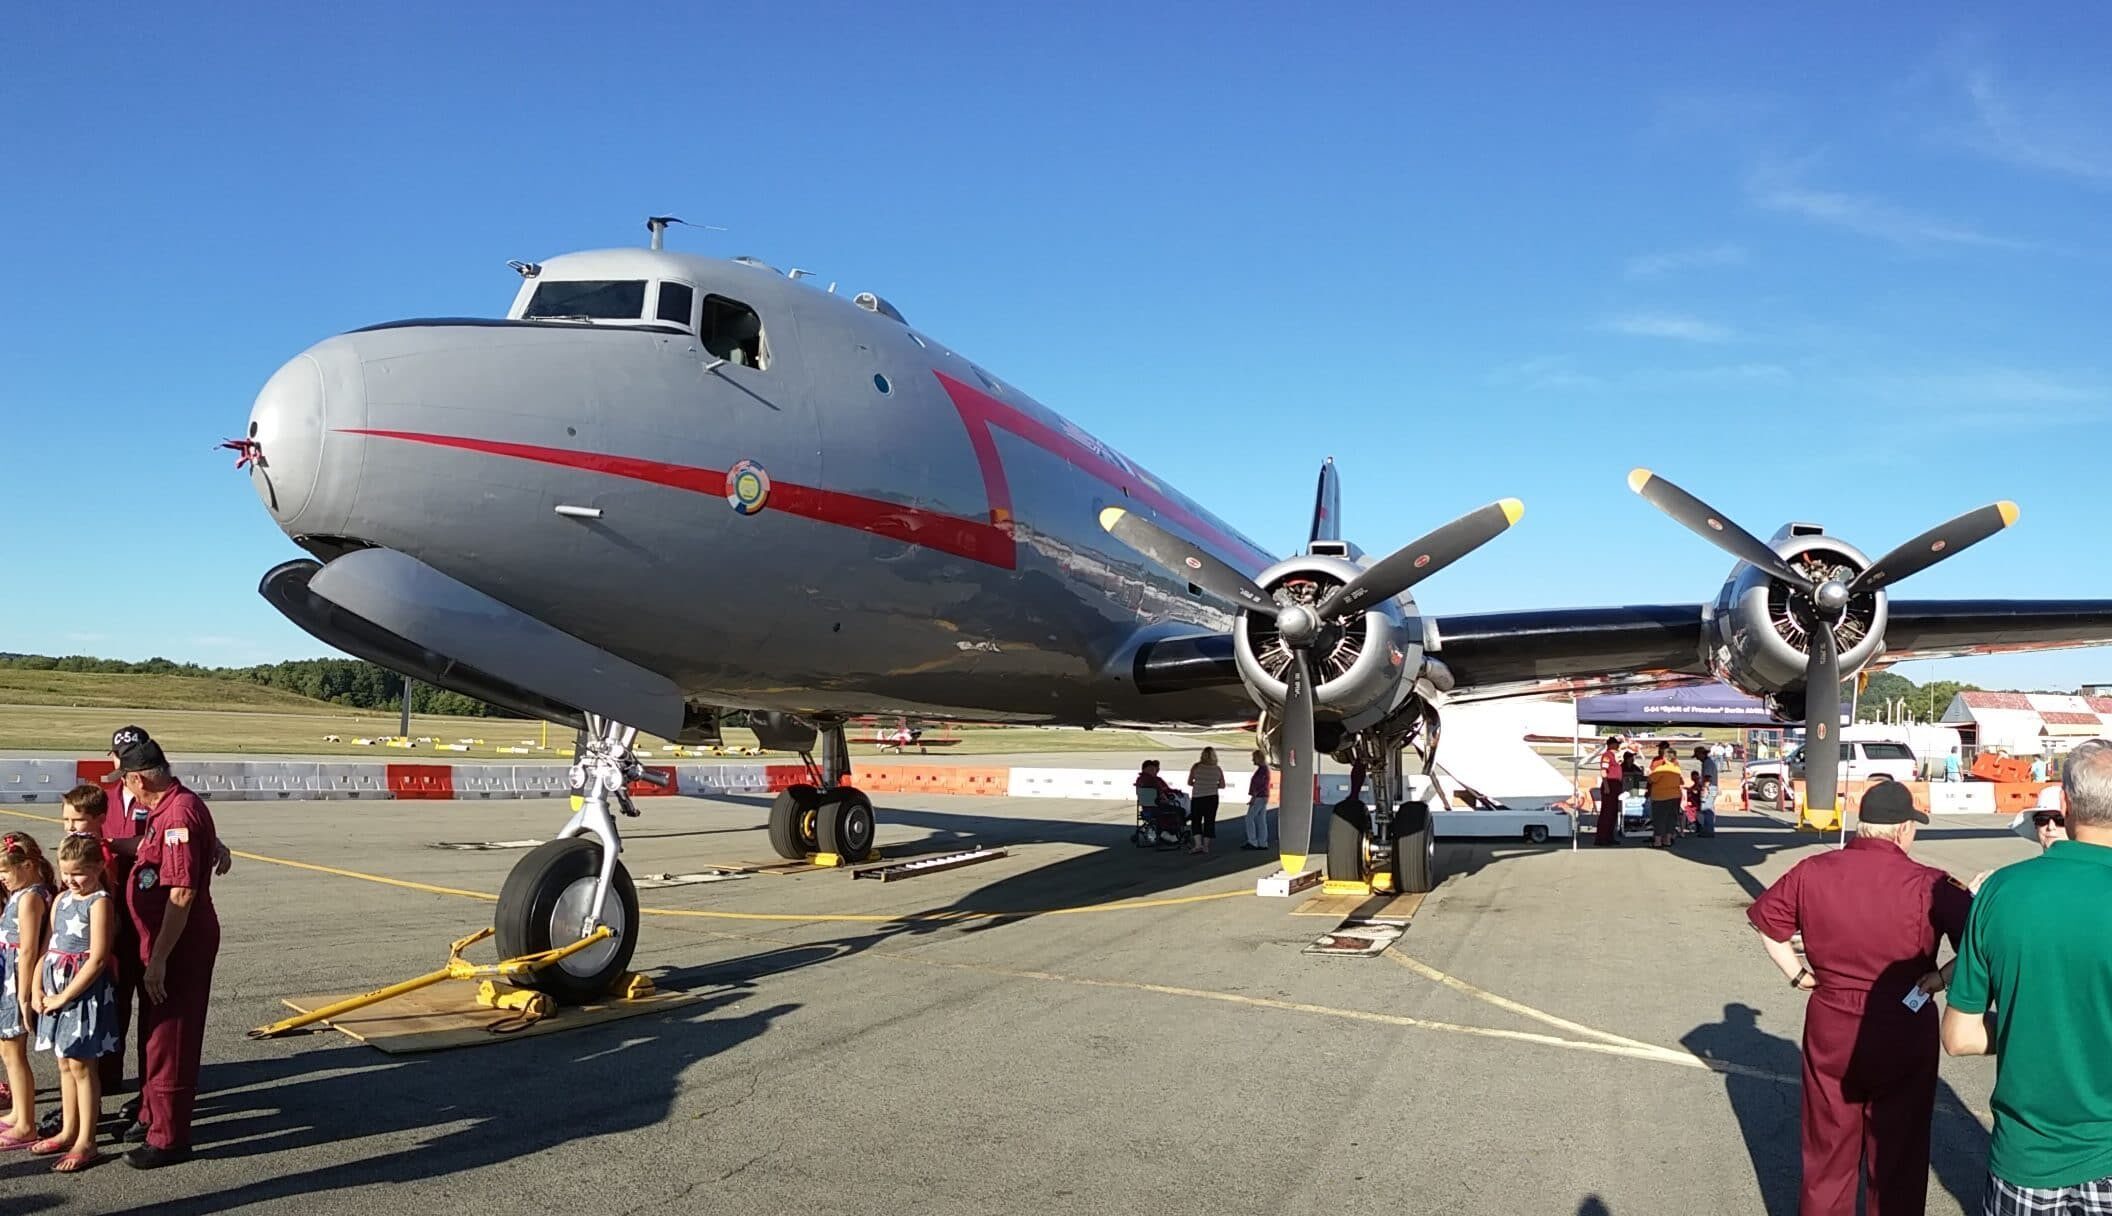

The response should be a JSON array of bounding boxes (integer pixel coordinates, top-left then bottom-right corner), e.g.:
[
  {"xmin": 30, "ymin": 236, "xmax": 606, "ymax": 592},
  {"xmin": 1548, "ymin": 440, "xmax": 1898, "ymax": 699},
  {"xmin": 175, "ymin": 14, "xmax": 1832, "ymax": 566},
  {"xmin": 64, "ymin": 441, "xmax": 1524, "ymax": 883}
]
[{"xmin": 4, "ymin": 4, "xmax": 2110, "ymax": 693}]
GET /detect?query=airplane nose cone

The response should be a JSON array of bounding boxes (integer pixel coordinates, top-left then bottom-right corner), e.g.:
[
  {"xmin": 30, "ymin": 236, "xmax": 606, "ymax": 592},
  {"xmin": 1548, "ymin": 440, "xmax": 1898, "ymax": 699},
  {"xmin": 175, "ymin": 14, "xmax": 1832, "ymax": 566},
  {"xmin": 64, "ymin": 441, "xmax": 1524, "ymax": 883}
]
[
  {"xmin": 247, "ymin": 337, "xmax": 363, "ymax": 533},
  {"xmin": 248, "ymin": 354, "xmax": 325, "ymax": 526}
]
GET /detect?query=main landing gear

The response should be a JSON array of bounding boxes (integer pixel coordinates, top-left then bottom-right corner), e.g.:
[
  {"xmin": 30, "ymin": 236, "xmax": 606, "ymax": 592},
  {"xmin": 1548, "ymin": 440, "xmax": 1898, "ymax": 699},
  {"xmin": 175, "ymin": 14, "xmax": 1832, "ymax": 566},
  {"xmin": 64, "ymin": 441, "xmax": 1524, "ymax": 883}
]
[
  {"xmin": 1321, "ymin": 714, "xmax": 1440, "ymax": 896},
  {"xmin": 495, "ymin": 714, "xmax": 663, "ymax": 1003},
  {"xmin": 766, "ymin": 719, "xmax": 876, "ymax": 863}
]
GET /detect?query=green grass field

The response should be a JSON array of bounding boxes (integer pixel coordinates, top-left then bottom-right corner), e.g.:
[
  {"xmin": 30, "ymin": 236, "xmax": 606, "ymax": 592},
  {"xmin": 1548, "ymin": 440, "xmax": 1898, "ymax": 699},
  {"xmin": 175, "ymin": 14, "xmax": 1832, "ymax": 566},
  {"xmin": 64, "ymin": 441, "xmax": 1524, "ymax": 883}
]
[{"xmin": 0, "ymin": 670, "xmax": 1250, "ymax": 759}]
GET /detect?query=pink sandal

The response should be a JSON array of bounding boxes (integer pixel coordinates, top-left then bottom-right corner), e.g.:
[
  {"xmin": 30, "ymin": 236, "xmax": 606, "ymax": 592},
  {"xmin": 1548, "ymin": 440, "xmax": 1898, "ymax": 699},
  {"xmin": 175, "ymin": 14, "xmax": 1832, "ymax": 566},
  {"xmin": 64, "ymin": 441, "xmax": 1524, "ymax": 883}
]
[
  {"xmin": 29, "ymin": 1136, "xmax": 69, "ymax": 1156},
  {"xmin": 53, "ymin": 1149, "xmax": 101, "ymax": 1172},
  {"xmin": 0, "ymin": 1127, "xmax": 39, "ymax": 1150}
]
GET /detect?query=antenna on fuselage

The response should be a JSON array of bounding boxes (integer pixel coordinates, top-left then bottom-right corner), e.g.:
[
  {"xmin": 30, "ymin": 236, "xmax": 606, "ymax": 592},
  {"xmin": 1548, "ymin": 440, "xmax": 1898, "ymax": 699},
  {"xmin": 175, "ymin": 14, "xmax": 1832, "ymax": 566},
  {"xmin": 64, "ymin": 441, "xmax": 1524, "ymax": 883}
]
[{"xmin": 645, "ymin": 215, "xmax": 727, "ymax": 250}]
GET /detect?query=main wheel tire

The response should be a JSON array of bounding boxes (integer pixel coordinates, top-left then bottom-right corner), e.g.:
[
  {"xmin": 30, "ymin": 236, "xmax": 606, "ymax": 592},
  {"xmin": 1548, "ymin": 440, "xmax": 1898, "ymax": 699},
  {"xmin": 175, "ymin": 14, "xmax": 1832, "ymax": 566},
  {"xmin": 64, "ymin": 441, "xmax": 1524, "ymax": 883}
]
[
  {"xmin": 1526, "ymin": 824, "xmax": 1550, "ymax": 844},
  {"xmin": 1326, "ymin": 798, "xmax": 1369, "ymax": 881},
  {"xmin": 768, "ymin": 785, "xmax": 822, "ymax": 859},
  {"xmin": 1392, "ymin": 801, "xmax": 1436, "ymax": 894},
  {"xmin": 1754, "ymin": 776, "xmax": 1781, "ymax": 803},
  {"xmin": 495, "ymin": 837, "xmax": 639, "ymax": 1004},
  {"xmin": 816, "ymin": 788, "xmax": 876, "ymax": 862}
]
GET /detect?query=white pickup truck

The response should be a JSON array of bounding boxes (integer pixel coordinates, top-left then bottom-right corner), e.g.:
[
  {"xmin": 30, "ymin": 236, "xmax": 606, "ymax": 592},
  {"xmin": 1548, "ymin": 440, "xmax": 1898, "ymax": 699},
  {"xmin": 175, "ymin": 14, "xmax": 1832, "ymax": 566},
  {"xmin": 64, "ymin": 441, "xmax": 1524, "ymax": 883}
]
[{"xmin": 1743, "ymin": 738, "xmax": 1918, "ymax": 802}]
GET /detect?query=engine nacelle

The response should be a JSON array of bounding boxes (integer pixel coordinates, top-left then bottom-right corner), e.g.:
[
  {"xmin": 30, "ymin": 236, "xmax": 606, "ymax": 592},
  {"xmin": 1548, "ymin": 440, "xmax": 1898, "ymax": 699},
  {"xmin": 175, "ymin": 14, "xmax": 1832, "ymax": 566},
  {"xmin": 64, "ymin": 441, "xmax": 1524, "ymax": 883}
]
[
  {"xmin": 1232, "ymin": 555, "xmax": 1424, "ymax": 735},
  {"xmin": 1704, "ymin": 531, "xmax": 1889, "ymax": 700}
]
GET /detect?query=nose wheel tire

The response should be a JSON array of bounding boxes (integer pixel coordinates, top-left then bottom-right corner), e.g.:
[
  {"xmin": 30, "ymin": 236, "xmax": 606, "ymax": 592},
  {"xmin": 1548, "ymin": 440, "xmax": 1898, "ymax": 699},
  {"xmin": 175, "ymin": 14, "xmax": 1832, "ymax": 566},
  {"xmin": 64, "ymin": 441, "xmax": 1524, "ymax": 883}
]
[
  {"xmin": 768, "ymin": 785, "xmax": 823, "ymax": 860},
  {"xmin": 816, "ymin": 789, "xmax": 876, "ymax": 862},
  {"xmin": 495, "ymin": 837, "xmax": 640, "ymax": 1004},
  {"xmin": 1392, "ymin": 801, "xmax": 1436, "ymax": 894}
]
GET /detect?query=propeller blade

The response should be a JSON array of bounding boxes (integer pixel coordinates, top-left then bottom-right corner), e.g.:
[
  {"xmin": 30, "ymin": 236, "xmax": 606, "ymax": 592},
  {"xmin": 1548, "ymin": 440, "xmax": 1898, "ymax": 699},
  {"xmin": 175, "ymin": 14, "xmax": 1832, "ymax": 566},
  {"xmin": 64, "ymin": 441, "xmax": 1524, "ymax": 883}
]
[
  {"xmin": 1276, "ymin": 652, "xmax": 1323, "ymax": 877},
  {"xmin": 1627, "ymin": 469, "xmax": 1809, "ymax": 587},
  {"xmin": 1315, "ymin": 499, "xmax": 1524, "ymax": 620},
  {"xmin": 1099, "ymin": 507, "xmax": 1275, "ymax": 613},
  {"xmin": 1803, "ymin": 622, "xmax": 1843, "ymax": 824},
  {"xmin": 1850, "ymin": 502, "xmax": 2020, "ymax": 594}
]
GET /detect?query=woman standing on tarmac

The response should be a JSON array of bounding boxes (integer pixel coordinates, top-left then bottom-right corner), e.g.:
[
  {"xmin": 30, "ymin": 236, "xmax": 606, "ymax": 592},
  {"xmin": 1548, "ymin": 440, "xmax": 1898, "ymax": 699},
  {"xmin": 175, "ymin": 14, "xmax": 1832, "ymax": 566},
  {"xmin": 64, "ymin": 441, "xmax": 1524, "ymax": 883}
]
[{"xmin": 1187, "ymin": 748, "xmax": 1226, "ymax": 855}]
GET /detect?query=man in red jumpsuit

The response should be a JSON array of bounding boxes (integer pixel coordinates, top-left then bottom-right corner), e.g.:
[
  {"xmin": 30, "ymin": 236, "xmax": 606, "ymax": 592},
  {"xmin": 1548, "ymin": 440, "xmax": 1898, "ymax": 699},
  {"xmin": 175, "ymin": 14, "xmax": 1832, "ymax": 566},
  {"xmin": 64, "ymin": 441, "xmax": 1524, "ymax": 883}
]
[
  {"xmin": 108, "ymin": 729, "xmax": 221, "ymax": 1170},
  {"xmin": 1594, "ymin": 736, "xmax": 1624, "ymax": 846},
  {"xmin": 1746, "ymin": 781, "xmax": 1971, "ymax": 1214}
]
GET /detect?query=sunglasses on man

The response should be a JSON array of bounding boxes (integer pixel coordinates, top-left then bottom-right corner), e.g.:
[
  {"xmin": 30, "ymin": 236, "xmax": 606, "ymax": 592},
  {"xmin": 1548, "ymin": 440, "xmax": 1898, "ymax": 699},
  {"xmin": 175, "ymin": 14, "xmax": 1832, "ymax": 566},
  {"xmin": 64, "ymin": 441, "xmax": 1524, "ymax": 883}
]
[{"xmin": 2032, "ymin": 811, "xmax": 2066, "ymax": 829}]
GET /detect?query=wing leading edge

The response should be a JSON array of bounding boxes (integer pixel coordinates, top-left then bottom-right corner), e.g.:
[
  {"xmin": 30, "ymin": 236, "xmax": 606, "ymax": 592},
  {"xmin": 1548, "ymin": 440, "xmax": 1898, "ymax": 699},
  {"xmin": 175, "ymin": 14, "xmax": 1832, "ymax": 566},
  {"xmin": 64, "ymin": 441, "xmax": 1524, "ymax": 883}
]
[{"xmin": 1430, "ymin": 599, "xmax": 2112, "ymax": 705}]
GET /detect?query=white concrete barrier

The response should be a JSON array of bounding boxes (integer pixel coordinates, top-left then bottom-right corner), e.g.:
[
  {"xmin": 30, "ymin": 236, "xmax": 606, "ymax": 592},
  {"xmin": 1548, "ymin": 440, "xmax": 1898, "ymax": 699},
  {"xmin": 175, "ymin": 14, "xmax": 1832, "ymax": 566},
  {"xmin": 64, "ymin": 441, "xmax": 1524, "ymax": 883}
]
[
  {"xmin": 243, "ymin": 761, "xmax": 316, "ymax": 800},
  {"xmin": 0, "ymin": 759, "xmax": 82, "ymax": 804},
  {"xmin": 1927, "ymin": 782, "xmax": 1997, "ymax": 815},
  {"xmin": 511, "ymin": 766, "xmax": 573, "ymax": 797},
  {"xmin": 451, "ymin": 764, "xmax": 517, "ymax": 800},
  {"xmin": 174, "ymin": 761, "xmax": 250, "ymax": 802},
  {"xmin": 316, "ymin": 763, "xmax": 389, "ymax": 799},
  {"xmin": 678, "ymin": 764, "xmax": 768, "ymax": 795}
]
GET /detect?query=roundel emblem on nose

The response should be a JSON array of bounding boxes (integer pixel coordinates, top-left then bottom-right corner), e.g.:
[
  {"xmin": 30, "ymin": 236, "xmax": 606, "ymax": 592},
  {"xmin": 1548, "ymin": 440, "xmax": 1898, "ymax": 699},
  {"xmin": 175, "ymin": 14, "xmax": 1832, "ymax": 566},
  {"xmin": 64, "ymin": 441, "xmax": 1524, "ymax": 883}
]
[
  {"xmin": 1184, "ymin": 557, "xmax": 1202, "ymax": 570},
  {"xmin": 726, "ymin": 459, "xmax": 771, "ymax": 515}
]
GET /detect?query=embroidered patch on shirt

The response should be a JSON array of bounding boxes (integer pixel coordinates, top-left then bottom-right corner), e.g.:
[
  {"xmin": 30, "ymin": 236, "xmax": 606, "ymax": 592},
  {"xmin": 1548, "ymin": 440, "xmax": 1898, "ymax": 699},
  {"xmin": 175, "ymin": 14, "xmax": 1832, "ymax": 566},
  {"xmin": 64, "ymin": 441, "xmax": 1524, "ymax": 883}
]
[
  {"xmin": 164, "ymin": 827, "xmax": 189, "ymax": 846},
  {"xmin": 137, "ymin": 866, "xmax": 159, "ymax": 891}
]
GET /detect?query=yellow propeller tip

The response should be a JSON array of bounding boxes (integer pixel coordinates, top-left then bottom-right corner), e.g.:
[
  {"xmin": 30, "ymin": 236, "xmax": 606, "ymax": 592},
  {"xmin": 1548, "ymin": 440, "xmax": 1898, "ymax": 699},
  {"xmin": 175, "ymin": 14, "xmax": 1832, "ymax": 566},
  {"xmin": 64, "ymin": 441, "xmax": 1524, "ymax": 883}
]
[
  {"xmin": 1097, "ymin": 506, "xmax": 1128, "ymax": 531},
  {"xmin": 1626, "ymin": 468, "xmax": 1654, "ymax": 494},
  {"xmin": 1279, "ymin": 853, "xmax": 1307, "ymax": 876},
  {"xmin": 1998, "ymin": 501, "xmax": 2020, "ymax": 527},
  {"xmin": 1499, "ymin": 498, "xmax": 1525, "ymax": 526}
]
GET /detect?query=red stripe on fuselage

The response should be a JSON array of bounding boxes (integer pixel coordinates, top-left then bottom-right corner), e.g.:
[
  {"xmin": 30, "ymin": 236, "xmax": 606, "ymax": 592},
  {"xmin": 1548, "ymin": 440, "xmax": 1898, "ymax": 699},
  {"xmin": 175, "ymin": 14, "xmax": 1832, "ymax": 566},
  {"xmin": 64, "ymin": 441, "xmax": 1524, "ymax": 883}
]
[
  {"xmin": 339, "ymin": 429, "xmax": 1016, "ymax": 569},
  {"xmin": 931, "ymin": 372, "xmax": 1273, "ymax": 575}
]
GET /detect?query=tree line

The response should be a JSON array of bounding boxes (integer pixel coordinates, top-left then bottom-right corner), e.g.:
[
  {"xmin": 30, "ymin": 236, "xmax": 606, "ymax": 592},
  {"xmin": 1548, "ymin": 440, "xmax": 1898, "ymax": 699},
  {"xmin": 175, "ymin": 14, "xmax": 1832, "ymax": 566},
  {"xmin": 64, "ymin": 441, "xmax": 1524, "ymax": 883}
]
[
  {"xmin": 0, "ymin": 653, "xmax": 515, "ymax": 718},
  {"xmin": 1855, "ymin": 671, "xmax": 1981, "ymax": 724}
]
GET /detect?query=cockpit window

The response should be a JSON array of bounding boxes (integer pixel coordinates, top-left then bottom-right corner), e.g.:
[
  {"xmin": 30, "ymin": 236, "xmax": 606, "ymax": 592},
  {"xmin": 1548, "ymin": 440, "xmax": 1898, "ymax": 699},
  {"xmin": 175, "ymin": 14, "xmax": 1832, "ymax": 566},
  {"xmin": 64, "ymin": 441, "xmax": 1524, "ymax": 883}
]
[
  {"xmin": 523, "ymin": 280, "xmax": 647, "ymax": 320},
  {"xmin": 656, "ymin": 282, "xmax": 694, "ymax": 328},
  {"xmin": 700, "ymin": 294, "xmax": 768, "ymax": 370}
]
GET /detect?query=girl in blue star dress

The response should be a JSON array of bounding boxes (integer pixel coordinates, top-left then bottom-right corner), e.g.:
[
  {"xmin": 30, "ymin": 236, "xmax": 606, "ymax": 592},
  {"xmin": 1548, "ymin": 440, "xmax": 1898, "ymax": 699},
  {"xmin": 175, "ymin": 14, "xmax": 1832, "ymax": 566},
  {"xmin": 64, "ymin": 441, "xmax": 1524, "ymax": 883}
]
[
  {"xmin": 31, "ymin": 834, "xmax": 116, "ymax": 1171},
  {"xmin": 0, "ymin": 832, "xmax": 54, "ymax": 1148}
]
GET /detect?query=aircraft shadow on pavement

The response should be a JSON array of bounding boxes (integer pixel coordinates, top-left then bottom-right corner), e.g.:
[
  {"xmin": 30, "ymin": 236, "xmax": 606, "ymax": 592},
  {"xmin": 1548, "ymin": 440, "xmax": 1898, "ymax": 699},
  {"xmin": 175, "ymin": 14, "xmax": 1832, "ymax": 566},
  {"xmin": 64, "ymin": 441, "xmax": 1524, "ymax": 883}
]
[
  {"xmin": 4, "ymin": 983, "xmax": 803, "ymax": 1214},
  {"xmin": 1680, "ymin": 1001, "xmax": 1986, "ymax": 1216}
]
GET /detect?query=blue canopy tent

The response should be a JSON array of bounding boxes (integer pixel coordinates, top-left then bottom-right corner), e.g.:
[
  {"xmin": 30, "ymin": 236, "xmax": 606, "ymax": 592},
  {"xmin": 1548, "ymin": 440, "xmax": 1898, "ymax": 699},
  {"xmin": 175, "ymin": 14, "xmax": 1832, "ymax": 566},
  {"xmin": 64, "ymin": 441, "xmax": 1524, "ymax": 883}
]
[{"xmin": 1574, "ymin": 683, "xmax": 1782, "ymax": 727}]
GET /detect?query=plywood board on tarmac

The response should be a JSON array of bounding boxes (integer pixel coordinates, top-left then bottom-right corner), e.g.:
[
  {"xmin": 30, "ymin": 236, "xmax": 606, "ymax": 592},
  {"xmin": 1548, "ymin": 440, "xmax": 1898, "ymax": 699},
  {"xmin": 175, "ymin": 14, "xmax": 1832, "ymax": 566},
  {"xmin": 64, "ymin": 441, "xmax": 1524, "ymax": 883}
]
[
  {"xmin": 1291, "ymin": 890, "xmax": 1426, "ymax": 921},
  {"xmin": 280, "ymin": 979, "xmax": 709, "ymax": 1054}
]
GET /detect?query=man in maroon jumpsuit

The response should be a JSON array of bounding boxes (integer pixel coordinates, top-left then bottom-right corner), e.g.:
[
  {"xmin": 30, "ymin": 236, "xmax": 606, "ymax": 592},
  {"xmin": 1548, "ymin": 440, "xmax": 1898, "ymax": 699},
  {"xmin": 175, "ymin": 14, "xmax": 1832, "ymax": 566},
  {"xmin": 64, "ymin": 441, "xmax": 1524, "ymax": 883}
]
[
  {"xmin": 1594, "ymin": 736, "xmax": 1624, "ymax": 846},
  {"xmin": 109, "ymin": 731, "xmax": 221, "ymax": 1169},
  {"xmin": 1746, "ymin": 781, "xmax": 1972, "ymax": 1214}
]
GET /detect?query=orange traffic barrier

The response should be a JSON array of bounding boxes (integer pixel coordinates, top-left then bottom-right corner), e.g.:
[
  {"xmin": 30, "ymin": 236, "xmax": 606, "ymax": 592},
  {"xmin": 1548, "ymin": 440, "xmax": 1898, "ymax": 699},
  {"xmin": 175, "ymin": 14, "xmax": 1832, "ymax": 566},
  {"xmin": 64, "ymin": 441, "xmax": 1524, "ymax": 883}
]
[
  {"xmin": 1972, "ymin": 754, "xmax": 2035, "ymax": 784},
  {"xmin": 386, "ymin": 763, "xmax": 454, "ymax": 800},
  {"xmin": 952, "ymin": 768, "xmax": 1009, "ymax": 796}
]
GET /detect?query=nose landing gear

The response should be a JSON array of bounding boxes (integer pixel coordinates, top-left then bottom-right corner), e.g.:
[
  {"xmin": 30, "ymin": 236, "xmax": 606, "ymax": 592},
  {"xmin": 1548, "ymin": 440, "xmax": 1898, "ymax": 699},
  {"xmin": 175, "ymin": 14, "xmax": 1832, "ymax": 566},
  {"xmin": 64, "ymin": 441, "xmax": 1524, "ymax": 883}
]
[{"xmin": 495, "ymin": 714, "xmax": 661, "ymax": 1002}]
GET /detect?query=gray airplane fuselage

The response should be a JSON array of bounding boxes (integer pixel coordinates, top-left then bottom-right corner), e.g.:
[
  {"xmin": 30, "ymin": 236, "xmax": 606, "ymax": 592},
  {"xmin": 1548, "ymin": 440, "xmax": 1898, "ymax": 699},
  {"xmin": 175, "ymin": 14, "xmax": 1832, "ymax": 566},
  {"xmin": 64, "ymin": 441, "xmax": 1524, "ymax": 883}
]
[{"xmin": 248, "ymin": 248, "xmax": 1280, "ymax": 729}]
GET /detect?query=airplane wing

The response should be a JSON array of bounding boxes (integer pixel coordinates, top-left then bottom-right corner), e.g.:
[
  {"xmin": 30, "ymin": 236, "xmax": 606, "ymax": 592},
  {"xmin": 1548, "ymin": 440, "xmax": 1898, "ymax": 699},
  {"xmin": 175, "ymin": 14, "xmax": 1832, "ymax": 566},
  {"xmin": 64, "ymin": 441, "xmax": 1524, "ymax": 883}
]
[{"xmin": 1432, "ymin": 599, "xmax": 2112, "ymax": 705}]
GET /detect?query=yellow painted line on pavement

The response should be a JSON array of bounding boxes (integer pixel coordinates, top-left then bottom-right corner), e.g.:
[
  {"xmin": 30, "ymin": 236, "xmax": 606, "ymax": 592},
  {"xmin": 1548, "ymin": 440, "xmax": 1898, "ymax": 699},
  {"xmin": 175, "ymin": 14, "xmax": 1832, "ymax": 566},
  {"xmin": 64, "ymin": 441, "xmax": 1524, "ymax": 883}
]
[
  {"xmin": 1383, "ymin": 949, "xmax": 1673, "ymax": 1055},
  {"xmin": 883, "ymin": 951, "xmax": 1756, "ymax": 1073},
  {"xmin": 0, "ymin": 808, "xmax": 1247, "ymax": 923}
]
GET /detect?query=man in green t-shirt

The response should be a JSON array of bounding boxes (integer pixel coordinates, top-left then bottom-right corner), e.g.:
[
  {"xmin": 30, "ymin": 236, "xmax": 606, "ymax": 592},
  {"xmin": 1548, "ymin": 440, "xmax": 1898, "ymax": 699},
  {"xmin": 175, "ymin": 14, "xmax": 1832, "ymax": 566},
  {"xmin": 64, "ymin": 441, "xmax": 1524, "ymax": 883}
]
[{"xmin": 1944, "ymin": 736, "xmax": 2112, "ymax": 1211}]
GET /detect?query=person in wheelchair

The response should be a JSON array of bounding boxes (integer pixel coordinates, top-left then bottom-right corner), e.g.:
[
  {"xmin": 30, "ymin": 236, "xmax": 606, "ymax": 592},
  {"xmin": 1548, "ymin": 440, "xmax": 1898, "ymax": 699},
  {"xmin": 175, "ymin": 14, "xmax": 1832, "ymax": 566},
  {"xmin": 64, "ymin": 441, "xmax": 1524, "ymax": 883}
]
[{"xmin": 1133, "ymin": 760, "xmax": 1191, "ymax": 847}]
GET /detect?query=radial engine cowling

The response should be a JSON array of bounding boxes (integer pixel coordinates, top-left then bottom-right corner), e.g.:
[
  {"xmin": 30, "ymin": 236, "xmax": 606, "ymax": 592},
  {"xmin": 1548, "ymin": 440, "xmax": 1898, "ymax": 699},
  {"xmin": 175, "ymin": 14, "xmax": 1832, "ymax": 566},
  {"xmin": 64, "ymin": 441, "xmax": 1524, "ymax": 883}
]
[
  {"xmin": 1706, "ymin": 533, "xmax": 1889, "ymax": 701},
  {"xmin": 1232, "ymin": 555, "xmax": 1423, "ymax": 734}
]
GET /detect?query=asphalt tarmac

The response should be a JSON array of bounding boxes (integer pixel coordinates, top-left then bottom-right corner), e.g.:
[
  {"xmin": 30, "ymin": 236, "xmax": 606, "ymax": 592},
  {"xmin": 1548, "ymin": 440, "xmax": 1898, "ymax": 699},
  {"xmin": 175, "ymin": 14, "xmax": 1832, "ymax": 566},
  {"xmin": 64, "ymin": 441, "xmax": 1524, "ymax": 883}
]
[{"xmin": 0, "ymin": 787, "xmax": 2034, "ymax": 1215}]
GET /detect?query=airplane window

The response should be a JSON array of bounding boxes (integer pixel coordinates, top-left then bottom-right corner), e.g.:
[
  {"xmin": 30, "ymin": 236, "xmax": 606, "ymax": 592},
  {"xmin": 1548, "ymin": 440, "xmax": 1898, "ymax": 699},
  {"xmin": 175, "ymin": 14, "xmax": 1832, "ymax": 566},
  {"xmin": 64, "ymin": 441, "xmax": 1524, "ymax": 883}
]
[
  {"xmin": 523, "ymin": 280, "xmax": 647, "ymax": 320},
  {"xmin": 700, "ymin": 294, "xmax": 767, "ymax": 370},
  {"xmin": 656, "ymin": 282, "xmax": 694, "ymax": 328}
]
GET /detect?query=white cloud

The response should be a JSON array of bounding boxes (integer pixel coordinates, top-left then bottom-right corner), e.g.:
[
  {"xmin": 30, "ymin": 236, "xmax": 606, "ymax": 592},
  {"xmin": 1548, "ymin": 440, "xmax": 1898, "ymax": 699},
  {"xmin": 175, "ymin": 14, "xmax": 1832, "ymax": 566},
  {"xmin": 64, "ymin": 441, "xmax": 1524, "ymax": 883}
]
[
  {"xmin": 1746, "ymin": 163, "xmax": 2038, "ymax": 252},
  {"xmin": 1600, "ymin": 313, "xmax": 1736, "ymax": 343},
  {"xmin": 1847, "ymin": 366, "xmax": 2109, "ymax": 433},
  {"xmin": 1623, "ymin": 244, "xmax": 1748, "ymax": 279},
  {"xmin": 1487, "ymin": 355, "xmax": 1604, "ymax": 392},
  {"xmin": 1945, "ymin": 59, "xmax": 2112, "ymax": 185}
]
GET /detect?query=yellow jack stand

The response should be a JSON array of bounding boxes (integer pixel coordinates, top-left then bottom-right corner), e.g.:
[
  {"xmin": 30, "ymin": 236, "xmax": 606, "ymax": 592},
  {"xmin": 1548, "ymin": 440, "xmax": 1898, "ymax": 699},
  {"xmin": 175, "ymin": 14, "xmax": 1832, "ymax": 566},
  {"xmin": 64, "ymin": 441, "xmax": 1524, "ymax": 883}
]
[
  {"xmin": 247, "ymin": 925, "xmax": 614, "ymax": 1039},
  {"xmin": 1322, "ymin": 879, "xmax": 1374, "ymax": 896}
]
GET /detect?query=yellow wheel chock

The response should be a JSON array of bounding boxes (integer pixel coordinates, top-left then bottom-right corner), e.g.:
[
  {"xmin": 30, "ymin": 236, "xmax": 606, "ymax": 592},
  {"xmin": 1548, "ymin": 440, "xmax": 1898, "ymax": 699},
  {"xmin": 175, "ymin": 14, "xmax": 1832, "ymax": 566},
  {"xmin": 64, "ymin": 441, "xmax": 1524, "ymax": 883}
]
[{"xmin": 247, "ymin": 925, "xmax": 617, "ymax": 1039}]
